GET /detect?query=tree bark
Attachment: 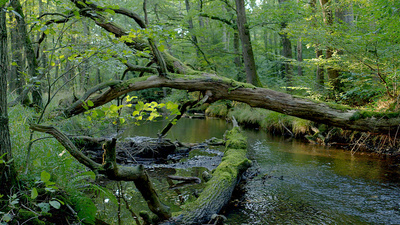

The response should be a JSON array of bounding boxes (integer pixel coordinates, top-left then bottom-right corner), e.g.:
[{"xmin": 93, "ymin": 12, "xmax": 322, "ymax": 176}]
[
  {"xmin": 235, "ymin": 0, "xmax": 262, "ymax": 87},
  {"xmin": 0, "ymin": 4, "xmax": 17, "ymax": 196}
]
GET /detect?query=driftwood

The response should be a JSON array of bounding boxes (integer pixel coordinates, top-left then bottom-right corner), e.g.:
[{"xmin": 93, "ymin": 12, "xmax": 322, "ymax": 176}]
[{"xmin": 161, "ymin": 127, "xmax": 251, "ymax": 224}]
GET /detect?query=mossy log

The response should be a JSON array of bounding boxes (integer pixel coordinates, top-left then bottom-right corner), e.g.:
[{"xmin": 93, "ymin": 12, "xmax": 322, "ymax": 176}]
[{"xmin": 161, "ymin": 127, "xmax": 251, "ymax": 225}]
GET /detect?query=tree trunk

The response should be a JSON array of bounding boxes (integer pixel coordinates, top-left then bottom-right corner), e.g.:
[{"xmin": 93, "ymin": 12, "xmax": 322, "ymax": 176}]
[
  {"xmin": 185, "ymin": 0, "xmax": 198, "ymax": 45},
  {"xmin": 297, "ymin": 40, "xmax": 303, "ymax": 76},
  {"xmin": 0, "ymin": 3, "xmax": 17, "ymax": 196},
  {"xmin": 10, "ymin": 0, "xmax": 43, "ymax": 108},
  {"xmin": 233, "ymin": 31, "xmax": 244, "ymax": 82},
  {"xmin": 319, "ymin": 0, "xmax": 342, "ymax": 99},
  {"xmin": 235, "ymin": 0, "xmax": 262, "ymax": 87},
  {"xmin": 161, "ymin": 127, "xmax": 250, "ymax": 224},
  {"xmin": 280, "ymin": 24, "xmax": 293, "ymax": 89},
  {"xmin": 316, "ymin": 49, "xmax": 325, "ymax": 92},
  {"xmin": 9, "ymin": 16, "xmax": 25, "ymax": 96}
]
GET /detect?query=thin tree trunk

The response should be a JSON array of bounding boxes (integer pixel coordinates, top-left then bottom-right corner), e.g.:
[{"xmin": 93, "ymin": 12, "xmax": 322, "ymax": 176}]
[
  {"xmin": 9, "ymin": 15, "xmax": 25, "ymax": 97},
  {"xmin": 233, "ymin": 31, "xmax": 244, "ymax": 81},
  {"xmin": 235, "ymin": 0, "xmax": 262, "ymax": 87},
  {"xmin": 11, "ymin": 0, "xmax": 43, "ymax": 108},
  {"xmin": 185, "ymin": 0, "xmax": 198, "ymax": 45},
  {"xmin": 297, "ymin": 39, "xmax": 303, "ymax": 76},
  {"xmin": 319, "ymin": 0, "xmax": 342, "ymax": 99},
  {"xmin": 279, "ymin": 0, "xmax": 293, "ymax": 89},
  {"xmin": 316, "ymin": 49, "xmax": 325, "ymax": 91},
  {"xmin": 0, "ymin": 3, "xmax": 17, "ymax": 196},
  {"xmin": 143, "ymin": 0, "xmax": 149, "ymax": 25}
]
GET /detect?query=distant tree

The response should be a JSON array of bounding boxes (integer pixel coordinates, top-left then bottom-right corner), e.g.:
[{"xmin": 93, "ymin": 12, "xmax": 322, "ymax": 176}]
[{"xmin": 235, "ymin": 0, "xmax": 262, "ymax": 87}]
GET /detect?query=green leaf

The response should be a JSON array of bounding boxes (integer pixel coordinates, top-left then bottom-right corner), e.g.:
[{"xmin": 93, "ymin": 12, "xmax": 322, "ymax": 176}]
[
  {"xmin": 31, "ymin": 188, "xmax": 38, "ymax": 199},
  {"xmin": 2, "ymin": 214, "xmax": 12, "ymax": 222},
  {"xmin": 119, "ymin": 117, "xmax": 126, "ymax": 124},
  {"xmin": 104, "ymin": 8, "xmax": 115, "ymax": 15},
  {"xmin": 87, "ymin": 100, "xmax": 94, "ymax": 107},
  {"xmin": 41, "ymin": 171, "xmax": 51, "ymax": 183},
  {"xmin": 49, "ymin": 200, "xmax": 61, "ymax": 209},
  {"xmin": 38, "ymin": 203, "xmax": 50, "ymax": 213}
]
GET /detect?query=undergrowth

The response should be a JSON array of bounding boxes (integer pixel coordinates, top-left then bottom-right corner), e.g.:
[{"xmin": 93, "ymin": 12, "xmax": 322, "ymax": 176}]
[{"xmin": 2, "ymin": 102, "xmax": 113, "ymax": 224}]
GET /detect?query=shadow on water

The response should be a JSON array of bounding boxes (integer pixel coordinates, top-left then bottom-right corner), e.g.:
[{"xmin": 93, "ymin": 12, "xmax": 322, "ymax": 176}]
[{"xmin": 99, "ymin": 118, "xmax": 400, "ymax": 224}]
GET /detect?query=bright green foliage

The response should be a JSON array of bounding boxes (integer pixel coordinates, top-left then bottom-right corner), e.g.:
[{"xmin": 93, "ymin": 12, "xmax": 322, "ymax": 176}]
[{"xmin": 84, "ymin": 95, "xmax": 180, "ymax": 126}]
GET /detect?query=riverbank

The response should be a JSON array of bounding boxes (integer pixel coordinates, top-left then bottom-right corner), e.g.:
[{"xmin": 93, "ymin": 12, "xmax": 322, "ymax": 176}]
[{"xmin": 203, "ymin": 101, "xmax": 400, "ymax": 158}]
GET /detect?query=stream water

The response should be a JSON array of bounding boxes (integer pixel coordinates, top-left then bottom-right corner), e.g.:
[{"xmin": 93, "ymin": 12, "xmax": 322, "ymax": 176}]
[{"xmin": 116, "ymin": 117, "xmax": 400, "ymax": 224}]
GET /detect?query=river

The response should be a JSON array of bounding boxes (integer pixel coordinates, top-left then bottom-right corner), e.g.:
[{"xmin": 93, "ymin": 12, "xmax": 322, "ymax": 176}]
[{"xmin": 117, "ymin": 117, "xmax": 400, "ymax": 224}]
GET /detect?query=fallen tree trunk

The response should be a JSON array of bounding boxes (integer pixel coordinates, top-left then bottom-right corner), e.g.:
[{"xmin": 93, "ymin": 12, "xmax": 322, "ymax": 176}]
[
  {"xmin": 61, "ymin": 74, "xmax": 400, "ymax": 135},
  {"xmin": 161, "ymin": 126, "xmax": 251, "ymax": 225}
]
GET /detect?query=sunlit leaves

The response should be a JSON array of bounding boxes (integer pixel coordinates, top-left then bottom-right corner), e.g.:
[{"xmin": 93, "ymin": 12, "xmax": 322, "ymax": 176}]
[{"xmin": 84, "ymin": 95, "xmax": 179, "ymax": 126}]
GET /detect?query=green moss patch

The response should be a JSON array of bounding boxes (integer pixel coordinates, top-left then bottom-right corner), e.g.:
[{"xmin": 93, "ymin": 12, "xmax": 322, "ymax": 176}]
[{"xmin": 350, "ymin": 110, "xmax": 400, "ymax": 121}]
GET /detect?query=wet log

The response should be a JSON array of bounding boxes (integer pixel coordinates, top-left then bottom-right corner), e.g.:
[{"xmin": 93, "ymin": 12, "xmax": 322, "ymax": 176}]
[{"xmin": 161, "ymin": 127, "xmax": 251, "ymax": 224}]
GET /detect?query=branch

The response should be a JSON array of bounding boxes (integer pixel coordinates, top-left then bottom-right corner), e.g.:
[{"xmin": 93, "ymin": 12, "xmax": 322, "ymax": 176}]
[
  {"xmin": 199, "ymin": 13, "xmax": 235, "ymax": 28},
  {"xmin": 62, "ymin": 80, "xmax": 122, "ymax": 116},
  {"xmin": 38, "ymin": 13, "xmax": 75, "ymax": 45},
  {"xmin": 29, "ymin": 124, "xmax": 102, "ymax": 171}
]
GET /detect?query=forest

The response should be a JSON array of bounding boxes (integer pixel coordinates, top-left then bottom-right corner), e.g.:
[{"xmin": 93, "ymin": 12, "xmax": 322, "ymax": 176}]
[{"xmin": 1, "ymin": 0, "xmax": 400, "ymax": 224}]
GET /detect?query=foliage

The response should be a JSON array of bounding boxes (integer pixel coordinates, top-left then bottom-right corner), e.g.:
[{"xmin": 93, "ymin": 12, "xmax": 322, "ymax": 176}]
[{"xmin": 84, "ymin": 95, "xmax": 180, "ymax": 126}]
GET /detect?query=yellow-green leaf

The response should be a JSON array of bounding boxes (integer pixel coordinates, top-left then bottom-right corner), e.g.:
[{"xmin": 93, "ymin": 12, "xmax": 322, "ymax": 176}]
[{"xmin": 31, "ymin": 188, "xmax": 38, "ymax": 199}]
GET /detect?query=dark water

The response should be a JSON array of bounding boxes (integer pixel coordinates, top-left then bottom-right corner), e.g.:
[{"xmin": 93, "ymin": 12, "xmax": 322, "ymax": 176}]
[{"xmin": 120, "ymin": 118, "xmax": 400, "ymax": 224}]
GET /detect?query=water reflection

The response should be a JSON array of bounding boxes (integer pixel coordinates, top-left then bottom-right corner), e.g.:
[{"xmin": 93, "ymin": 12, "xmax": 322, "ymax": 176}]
[{"xmin": 120, "ymin": 117, "xmax": 232, "ymax": 143}]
